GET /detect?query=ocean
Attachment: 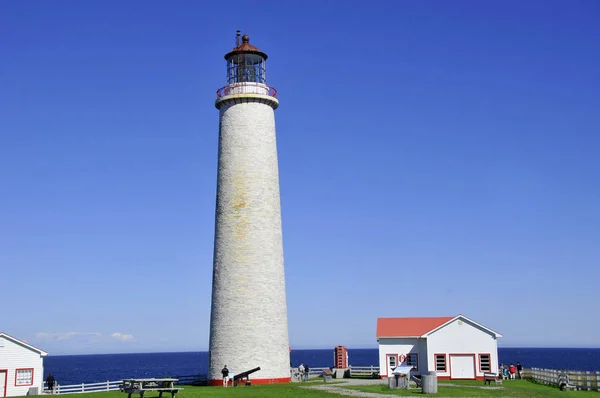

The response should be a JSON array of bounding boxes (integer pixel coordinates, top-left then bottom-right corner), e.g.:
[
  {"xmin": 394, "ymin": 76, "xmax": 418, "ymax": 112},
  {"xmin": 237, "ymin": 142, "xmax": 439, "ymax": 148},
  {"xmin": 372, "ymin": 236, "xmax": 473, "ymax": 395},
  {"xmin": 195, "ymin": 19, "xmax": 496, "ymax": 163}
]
[{"xmin": 44, "ymin": 348, "xmax": 600, "ymax": 385}]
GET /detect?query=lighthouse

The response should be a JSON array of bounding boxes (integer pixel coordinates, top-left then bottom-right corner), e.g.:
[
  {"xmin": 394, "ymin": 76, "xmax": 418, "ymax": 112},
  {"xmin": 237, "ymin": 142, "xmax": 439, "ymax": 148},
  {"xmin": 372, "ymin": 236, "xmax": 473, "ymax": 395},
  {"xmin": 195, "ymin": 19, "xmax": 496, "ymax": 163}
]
[{"xmin": 208, "ymin": 31, "xmax": 291, "ymax": 385}]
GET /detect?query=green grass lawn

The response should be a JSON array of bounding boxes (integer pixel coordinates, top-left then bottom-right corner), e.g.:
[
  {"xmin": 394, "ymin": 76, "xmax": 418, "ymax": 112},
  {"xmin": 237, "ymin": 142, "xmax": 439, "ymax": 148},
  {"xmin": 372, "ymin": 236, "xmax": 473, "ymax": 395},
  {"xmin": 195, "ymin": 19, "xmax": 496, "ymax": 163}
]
[
  {"xmin": 37, "ymin": 380, "xmax": 600, "ymax": 397},
  {"xmin": 347, "ymin": 379, "xmax": 600, "ymax": 397},
  {"xmin": 45, "ymin": 384, "xmax": 341, "ymax": 398}
]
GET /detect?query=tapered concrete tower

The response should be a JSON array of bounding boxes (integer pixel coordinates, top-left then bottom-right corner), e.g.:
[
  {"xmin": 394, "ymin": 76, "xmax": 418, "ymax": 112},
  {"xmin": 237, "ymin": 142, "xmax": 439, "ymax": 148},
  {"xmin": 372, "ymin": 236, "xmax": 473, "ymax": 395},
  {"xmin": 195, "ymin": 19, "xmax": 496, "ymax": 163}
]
[{"xmin": 208, "ymin": 31, "xmax": 291, "ymax": 385}]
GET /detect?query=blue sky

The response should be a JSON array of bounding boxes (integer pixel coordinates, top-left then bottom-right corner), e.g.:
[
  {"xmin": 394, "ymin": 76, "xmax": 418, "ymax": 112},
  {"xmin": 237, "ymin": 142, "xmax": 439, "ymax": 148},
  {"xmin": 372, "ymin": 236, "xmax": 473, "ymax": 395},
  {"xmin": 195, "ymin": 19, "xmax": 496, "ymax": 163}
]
[{"xmin": 1, "ymin": 0, "xmax": 599, "ymax": 355}]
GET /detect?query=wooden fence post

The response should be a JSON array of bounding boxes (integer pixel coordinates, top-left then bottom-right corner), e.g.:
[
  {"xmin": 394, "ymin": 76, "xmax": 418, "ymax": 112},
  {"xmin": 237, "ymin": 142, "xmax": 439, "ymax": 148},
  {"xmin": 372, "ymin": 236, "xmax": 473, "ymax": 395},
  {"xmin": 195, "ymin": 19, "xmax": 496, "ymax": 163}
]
[{"xmin": 588, "ymin": 371, "xmax": 593, "ymax": 390}]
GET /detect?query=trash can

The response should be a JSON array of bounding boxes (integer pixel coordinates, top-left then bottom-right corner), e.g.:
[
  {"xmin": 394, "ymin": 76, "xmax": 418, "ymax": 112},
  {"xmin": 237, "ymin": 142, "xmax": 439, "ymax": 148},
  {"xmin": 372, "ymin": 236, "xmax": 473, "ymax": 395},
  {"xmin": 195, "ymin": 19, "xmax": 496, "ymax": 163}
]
[
  {"xmin": 388, "ymin": 375, "xmax": 398, "ymax": 388},
  {"xmin": 397, "ymin": 375, "xmax": 409, "ymax": 389},
  {"xmin": 422, "ymin": 370, "xmax": 438, "ymax": 394}
]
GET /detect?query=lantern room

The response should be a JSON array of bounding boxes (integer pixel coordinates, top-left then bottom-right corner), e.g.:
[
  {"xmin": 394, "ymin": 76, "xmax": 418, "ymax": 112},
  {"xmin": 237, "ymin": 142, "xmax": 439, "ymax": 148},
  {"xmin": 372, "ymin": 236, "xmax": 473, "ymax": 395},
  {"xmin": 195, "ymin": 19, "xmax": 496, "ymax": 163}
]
[
  {"xmin": 216, "ymin": 31, "xmax": 278, "ymax": 103},
  {"xmin": 225, "ymin": 31, "xmax": 267, "ymax": 85}
]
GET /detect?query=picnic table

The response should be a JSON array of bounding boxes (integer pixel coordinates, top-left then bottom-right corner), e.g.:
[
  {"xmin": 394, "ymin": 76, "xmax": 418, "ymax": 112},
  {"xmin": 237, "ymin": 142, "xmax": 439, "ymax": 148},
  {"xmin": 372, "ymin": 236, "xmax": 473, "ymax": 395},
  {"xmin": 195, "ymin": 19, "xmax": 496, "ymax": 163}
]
[{"xmin": 120, "ymin": 378, "xmax": 182, "ymax": 398}]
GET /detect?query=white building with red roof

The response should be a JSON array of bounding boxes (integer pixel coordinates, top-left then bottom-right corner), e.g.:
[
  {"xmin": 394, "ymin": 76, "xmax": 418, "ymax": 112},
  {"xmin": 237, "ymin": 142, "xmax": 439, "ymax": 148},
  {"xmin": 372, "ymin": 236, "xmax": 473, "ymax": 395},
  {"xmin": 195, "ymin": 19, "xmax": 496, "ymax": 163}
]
[
  {"xmin": 0, "ymin": 333, "xmax": 48, "ymax": 397},
  {"xmin": 376, "ymin": 315, "xmax": 502, "ymax": 380}
]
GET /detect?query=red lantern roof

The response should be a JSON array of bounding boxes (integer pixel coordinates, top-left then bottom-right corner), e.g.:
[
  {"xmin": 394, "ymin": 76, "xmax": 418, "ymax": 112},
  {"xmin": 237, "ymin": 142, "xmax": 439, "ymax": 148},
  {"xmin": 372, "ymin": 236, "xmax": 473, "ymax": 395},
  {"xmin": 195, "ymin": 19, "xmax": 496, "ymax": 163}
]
[{"xmin": 225, "ymin": 33, "xmax": 268, "ymax": 60}]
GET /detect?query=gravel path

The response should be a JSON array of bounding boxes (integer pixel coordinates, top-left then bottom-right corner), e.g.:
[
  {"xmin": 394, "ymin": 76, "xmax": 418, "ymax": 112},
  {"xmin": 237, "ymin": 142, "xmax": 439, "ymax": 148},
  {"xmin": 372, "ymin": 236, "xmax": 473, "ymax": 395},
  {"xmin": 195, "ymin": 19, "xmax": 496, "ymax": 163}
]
[
  {"xmin": 301, "ymin": 379, "xmax": 432, "ymax": 397},
  {"xmin": 304, "ymin": 383, "xmax": 419, "ymax": 397},
  {"xmin": 301, "ymin": 379, "xmax": 505, "ymax": 398}
]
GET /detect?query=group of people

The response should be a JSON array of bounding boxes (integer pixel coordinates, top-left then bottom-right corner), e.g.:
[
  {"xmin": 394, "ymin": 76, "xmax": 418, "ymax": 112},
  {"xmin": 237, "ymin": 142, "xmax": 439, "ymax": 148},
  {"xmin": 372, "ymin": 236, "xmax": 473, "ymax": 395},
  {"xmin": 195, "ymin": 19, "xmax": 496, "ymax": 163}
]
[
  {"xmin": 297, "ymin": 363, "xmax": 310, "ymax": 382},
  {"xmin": 499, "ymin": 362, "xmax": 523, "ymax": 379}
]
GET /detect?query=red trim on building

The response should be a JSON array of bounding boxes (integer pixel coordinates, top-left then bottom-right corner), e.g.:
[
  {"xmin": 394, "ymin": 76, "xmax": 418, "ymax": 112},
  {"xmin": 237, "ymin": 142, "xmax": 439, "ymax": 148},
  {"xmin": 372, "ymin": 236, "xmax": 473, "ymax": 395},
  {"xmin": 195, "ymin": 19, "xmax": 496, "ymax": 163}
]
[
  {"xmin": 208, "ymin": 376, "xmax": 291, "ymax": 386},
  {"xmin": 434, "ymin": 353, "xmax": 447, "ymax": 372},
  {"xmin": 448, "ymin": 354, "xmax": 477, "ymax": 380},
  {"xmin": 437, "ymin": 375, "xmax": 485, "ymax": 381},
  {"xmin": 382, "ymin": 374, "xmax": 486, "ymax": 381},
  {"xmin": 14, "ymin": 368, "xmax": 34, "ymax": 387},
  {"xmin": 478, "ymin": 353, "xmax": 491, "ymax": 372},
  {"xmin": 382, "ymin": 354, "xmax": 398, "ymax": 378},
  {"xmin": 1, "ymin": 370, "xmax": 7, "ymax": 398}
]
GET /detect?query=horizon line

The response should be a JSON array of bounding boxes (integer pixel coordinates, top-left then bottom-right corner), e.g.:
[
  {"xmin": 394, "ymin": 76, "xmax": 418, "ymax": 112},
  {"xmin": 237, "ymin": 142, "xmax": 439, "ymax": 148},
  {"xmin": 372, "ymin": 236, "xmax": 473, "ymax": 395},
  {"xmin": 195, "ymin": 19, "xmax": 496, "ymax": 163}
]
[{"xmin": 46, "ymin": 345, "xmax": 600, "ymax": 356}]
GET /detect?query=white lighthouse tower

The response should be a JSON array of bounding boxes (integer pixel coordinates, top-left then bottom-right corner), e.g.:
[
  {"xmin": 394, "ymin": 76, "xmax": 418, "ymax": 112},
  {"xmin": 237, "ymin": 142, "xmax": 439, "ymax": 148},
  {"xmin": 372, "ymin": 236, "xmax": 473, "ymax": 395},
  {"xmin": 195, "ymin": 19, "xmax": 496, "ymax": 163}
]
[{"xmin": 208, "ymin": 31, "xmax": 291, "ymax": 385}]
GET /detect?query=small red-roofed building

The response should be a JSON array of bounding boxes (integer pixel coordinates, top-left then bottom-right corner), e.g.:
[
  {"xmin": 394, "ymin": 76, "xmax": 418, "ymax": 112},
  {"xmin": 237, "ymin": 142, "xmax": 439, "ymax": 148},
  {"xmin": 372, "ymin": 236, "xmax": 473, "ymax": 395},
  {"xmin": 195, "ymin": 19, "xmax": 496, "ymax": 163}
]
[{"xmin": 376, "ymin": 315, "xmax": 502, "ymax": 380}]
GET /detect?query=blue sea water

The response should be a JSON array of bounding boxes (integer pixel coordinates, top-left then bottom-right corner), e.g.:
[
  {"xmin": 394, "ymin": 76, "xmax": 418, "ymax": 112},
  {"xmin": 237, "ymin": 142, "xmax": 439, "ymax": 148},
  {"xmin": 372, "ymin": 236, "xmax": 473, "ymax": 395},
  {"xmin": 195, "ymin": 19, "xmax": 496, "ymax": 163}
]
[{"xmin": 45, "ymin": 348, "xmax": 600, "ymax": 385}]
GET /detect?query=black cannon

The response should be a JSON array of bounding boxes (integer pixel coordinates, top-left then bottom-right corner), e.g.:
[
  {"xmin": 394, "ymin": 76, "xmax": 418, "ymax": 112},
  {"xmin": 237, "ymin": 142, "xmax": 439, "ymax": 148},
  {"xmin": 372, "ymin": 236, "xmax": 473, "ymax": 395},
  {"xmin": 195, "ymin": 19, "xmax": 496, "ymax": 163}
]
[{"xmin": 233, "ymin": 367, "xmax": 260, "ymax": 386}]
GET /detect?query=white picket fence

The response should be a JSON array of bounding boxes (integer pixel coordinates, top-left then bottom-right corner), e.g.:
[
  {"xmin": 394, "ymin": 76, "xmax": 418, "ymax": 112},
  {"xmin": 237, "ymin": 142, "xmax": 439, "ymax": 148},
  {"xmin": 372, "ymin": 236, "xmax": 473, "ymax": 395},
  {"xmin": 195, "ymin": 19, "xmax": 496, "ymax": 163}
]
[
  {"xmin": 42, "ymin": 374, "xmax": 209, "ymax": 394},
  {"xmin": 348, "ymin": 365, "xmax": 380, "ymax": 378},
  {"xmin": 43, "ymin": 381, "xmax": 122, "ymax": 395},
  {"xmin": 528, "ymin": 368, "xmax": 600, "ymax": 391},
  {"xmin": 295, "ymin": 365, "xmax": 380, "ymax": 379}
]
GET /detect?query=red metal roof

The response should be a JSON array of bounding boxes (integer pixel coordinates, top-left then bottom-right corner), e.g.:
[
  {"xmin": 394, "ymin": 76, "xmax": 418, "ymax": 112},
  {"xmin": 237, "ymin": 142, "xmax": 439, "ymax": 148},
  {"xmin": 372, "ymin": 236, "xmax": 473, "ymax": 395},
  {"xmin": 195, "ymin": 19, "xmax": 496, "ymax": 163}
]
[
  {"xmin": 225, "ymin": 34, "xmax": 267, "ymax": 60},
  {"xmin": 376, "ymin": 317, "xmax": 454, "ymax": 338},
  {"xmin": 231, "ymin": 41, "xmax": 262, "ymax": 53}
]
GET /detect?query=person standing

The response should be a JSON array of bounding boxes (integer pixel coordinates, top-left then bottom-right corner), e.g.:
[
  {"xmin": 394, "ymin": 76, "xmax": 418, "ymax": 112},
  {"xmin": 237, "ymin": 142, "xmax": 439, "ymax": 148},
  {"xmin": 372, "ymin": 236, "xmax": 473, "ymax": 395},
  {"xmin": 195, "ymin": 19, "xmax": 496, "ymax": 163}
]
[
  {"xmin": 516, "ymin": 362, "xmax": 523, "ymax": 379},
  {"xmin": 304, "ymin": 363, "xmax": 310, "ymax": 382},
  {"xmin": 221, "ymin": 365, "xmax": 229, "ymax": 387},
  {"xmin": 509, "ymin": 363, "xmax": 516, "ymax": 379},
  {"xmin": 298, "ymin": 363, "xmax": 305, "ymax": 382},
  {"xmin": 46, "ymin": 373, "xmax": 56, "ymax": 394}
]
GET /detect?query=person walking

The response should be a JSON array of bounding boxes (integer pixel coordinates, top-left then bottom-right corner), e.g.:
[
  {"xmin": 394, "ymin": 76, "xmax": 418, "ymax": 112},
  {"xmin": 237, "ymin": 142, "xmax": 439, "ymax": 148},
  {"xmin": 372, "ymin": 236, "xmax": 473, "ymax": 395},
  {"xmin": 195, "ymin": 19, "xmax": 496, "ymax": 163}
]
[
  {"xmin": 221, "ymin": 365, "xmax": 229, "ymax": 387},
  {"xmin": 46, "ymin": 373, "xmax": 56, "ymax": 394},
  {"xmin": 304, "ymin": 363, "xmax": 310, "ymax": 382},
  {"xmin": 516, "ymin": 362, "xmax": 523, "ymax": 379}
]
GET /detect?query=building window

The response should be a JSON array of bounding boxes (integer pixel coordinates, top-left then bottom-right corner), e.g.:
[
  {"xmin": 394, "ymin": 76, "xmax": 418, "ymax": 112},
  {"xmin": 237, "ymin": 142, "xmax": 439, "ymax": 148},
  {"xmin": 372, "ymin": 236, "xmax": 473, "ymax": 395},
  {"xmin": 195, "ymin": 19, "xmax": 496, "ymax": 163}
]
[
  {"xmin": 479, "ymin": 354, "xmax": 491, "ymax": 372},
  {"xmin": 15, "ymin": 369, "xmax": 34, "ymax": 386},
  {"xmin": 407, "ymin": 353, "xmax": 418, "ymax": 370},
  {"xmin": 435, "ymin": 354, "xmax": 446, "ymax": 371},
  {"xmin": 389, "ymin": 355, "xmax": 397, "ymax": 368}
]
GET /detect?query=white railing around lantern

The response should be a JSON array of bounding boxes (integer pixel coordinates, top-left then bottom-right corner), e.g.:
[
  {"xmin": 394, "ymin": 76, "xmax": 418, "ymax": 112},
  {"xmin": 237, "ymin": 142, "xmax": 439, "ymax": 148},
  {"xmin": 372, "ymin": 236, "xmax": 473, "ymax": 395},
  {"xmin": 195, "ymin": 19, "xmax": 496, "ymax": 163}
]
[{"xmin": 216, "ymin": 82, "xmax": 277, "ymax": 99}]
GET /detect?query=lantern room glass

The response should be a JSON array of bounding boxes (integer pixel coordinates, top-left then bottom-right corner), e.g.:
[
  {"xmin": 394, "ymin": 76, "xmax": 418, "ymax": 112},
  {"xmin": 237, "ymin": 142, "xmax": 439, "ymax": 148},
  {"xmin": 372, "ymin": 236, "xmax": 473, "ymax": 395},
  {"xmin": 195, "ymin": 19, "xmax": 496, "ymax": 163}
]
[{"xmin": 226, "ymin": 53, "xmax": 267, "ymax": 84}]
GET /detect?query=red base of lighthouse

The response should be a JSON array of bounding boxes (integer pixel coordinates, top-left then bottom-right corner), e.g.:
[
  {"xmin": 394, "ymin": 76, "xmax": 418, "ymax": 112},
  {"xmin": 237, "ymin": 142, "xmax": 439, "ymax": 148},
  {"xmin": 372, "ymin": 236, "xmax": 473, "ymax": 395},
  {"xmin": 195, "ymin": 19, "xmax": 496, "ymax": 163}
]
[{"xmin": 209, "ymin": 377, "xmax": 291, "ymax": 386}]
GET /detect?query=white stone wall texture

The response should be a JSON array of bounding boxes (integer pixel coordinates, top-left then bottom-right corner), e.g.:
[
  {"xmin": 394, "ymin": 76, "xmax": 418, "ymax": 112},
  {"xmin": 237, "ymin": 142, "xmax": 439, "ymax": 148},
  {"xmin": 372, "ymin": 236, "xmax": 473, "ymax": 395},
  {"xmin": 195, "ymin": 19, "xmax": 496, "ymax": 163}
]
[{"xmin": 208, "ymin": 97, "xmax": 290, "ymax": 383}]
